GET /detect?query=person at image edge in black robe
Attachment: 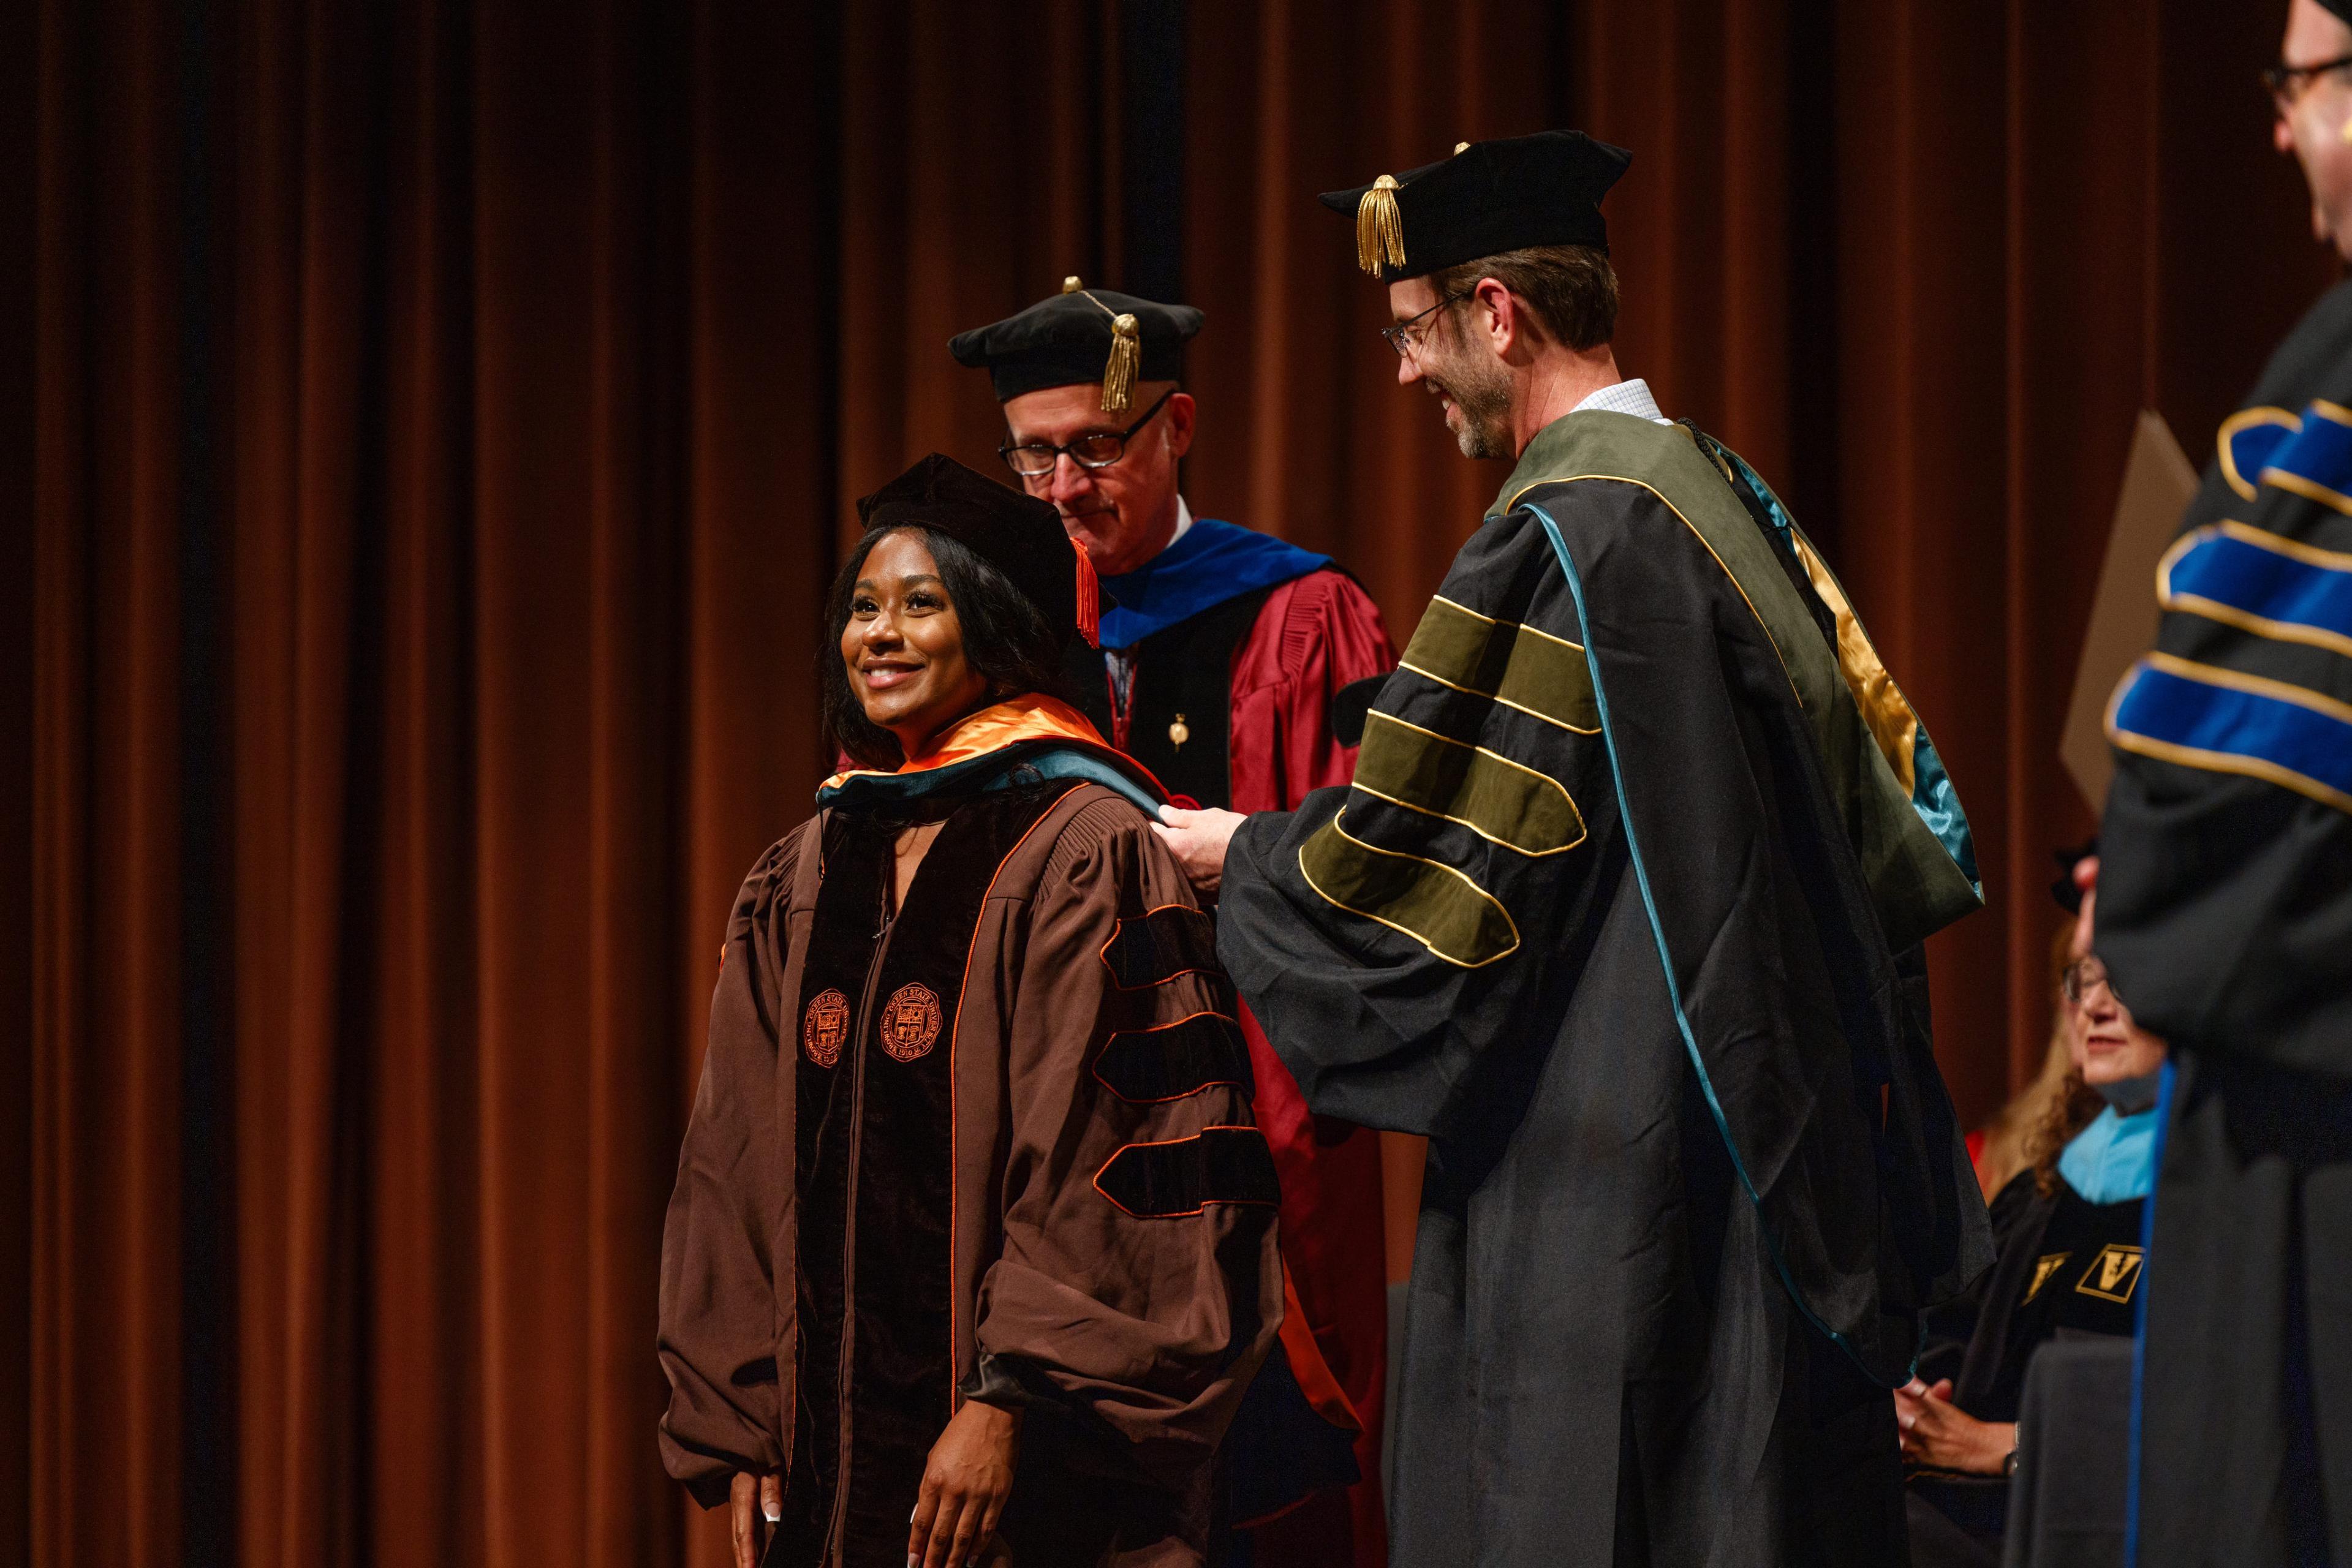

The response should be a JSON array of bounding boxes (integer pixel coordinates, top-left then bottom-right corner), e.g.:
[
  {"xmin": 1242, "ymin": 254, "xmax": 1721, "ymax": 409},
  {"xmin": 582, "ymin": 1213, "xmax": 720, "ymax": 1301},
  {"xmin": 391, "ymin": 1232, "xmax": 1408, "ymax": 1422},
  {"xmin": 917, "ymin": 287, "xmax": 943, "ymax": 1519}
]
[{"xmin": 2092, "ymin": 5, "xmax": 2352, "ymax": 1552}]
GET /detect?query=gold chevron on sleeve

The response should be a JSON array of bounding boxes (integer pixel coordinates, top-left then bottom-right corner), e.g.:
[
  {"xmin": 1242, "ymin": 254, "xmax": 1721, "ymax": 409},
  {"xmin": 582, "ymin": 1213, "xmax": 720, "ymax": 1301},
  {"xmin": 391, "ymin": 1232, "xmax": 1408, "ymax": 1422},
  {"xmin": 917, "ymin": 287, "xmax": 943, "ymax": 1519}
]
[
  {"xmin": 1350, "ymin": 710, "xmax": 1586, "ymax": 856},
  {"xmin": 1397, "ymin": 596, "xmax": 1599, "ymax": 733},
  {"xmin": 1298, "ymin": 808, "xmax": 1520, "ymax": 968}
]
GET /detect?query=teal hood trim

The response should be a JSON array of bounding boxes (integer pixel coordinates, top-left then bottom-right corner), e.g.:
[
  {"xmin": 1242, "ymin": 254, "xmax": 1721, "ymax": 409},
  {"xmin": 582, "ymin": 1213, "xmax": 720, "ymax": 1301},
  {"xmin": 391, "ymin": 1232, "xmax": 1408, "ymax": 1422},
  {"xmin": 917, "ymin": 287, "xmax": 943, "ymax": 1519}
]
[{"xmin": 817, "ymin": 740, "xmax": 1167, "ymax": 818}]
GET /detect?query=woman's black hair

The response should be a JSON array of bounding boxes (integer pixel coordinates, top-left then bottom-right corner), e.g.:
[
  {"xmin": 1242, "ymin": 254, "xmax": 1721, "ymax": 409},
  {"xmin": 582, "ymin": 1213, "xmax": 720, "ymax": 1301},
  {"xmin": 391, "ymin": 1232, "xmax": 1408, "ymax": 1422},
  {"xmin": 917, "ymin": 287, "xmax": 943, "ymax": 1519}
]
[{"xmin": 820, "ymin": 524, "xmax": 1078, "ymax": 770}]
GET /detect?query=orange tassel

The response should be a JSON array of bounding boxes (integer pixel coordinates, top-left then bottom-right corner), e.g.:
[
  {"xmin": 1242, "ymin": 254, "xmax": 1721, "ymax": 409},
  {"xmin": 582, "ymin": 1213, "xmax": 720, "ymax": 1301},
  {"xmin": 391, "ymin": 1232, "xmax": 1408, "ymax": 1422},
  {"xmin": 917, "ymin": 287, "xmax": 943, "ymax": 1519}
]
[{"xmin": 1072, "ymin": 535, "xmax": 1100, "ymax": 648}]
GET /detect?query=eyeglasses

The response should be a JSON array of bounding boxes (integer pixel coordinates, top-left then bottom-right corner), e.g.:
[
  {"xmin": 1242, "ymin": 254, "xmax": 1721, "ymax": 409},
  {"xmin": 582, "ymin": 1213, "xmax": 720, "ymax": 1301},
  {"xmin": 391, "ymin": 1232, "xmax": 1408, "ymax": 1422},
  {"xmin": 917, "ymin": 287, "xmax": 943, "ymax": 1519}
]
[
  {"xmin": 2062, "ymin": 957, "xmax": 2121, "ymax": 1008},
  {"xmin": 2264, "ymin": 53, "xmax": 2352, "ymax": 115},
  {"xmin": 999, "ymin": 388, "xmax": 1176, "ymax": 478},
  {"xmin": 1379, "ymin": 290, "xmax": 1473, "ymax": 360}
]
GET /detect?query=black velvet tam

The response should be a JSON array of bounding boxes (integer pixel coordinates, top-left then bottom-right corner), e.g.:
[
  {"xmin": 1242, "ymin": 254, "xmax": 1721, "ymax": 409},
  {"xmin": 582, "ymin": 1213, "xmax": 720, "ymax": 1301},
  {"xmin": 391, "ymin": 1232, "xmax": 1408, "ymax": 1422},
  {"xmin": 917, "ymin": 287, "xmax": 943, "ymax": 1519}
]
[
  {"xmin": 948, "ymin": 284, "xmax": 1203, "ymax": 402},
  {"xmin": 1318, "ymin": 129, "xmax": 1633, "ymax": 282},
  {"xmin": 855, "ymin": 452, "xmax": 1080, "ymax": 638}
]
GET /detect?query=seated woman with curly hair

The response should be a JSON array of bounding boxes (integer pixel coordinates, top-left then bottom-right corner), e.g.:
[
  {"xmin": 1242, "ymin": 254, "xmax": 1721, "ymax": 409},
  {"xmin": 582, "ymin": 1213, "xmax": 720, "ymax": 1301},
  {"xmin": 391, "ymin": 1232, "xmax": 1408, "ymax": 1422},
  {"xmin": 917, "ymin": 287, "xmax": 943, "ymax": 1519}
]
[{"xmin": 1898, "ymin": 883, "xmax": 2166, "ymax": 1566}]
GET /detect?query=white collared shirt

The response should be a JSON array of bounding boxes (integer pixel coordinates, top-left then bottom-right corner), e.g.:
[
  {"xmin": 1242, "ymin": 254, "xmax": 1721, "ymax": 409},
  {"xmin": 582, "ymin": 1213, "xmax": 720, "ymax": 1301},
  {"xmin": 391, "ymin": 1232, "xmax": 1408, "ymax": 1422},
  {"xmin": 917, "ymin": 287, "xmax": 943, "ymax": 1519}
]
[{"xmin": 1572, "ymin": 377, "xmax": 1671, "ymax": 424}]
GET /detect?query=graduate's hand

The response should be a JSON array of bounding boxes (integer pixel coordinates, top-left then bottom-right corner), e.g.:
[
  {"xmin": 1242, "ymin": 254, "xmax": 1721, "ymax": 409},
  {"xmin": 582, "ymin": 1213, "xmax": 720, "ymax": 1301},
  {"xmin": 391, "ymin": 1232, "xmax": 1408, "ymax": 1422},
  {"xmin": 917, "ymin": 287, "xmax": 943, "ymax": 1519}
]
[
  {"xmin": 1895, "ymin": 1378, "xmax": 2014, "ymax": 1475},
  {"xmin": 728, "ymin": 1471, "xmax": 781, "ymax": 1568},
  {"xmin": 910, "ymin": 1398, "xmax": 1020, "ymax": 1568},
  {"xmin": 1152, "ymin": 805, "xmax": 1245, "ymax": 897}
]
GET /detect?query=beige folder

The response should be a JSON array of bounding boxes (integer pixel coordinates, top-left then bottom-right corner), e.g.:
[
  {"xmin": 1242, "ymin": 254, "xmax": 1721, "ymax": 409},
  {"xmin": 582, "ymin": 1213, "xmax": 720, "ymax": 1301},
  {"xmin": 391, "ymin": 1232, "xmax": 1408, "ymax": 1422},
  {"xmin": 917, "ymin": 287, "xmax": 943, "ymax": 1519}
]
[{"xmin": 2062, "ymin": 410, "xmax": 2200, "ymax": 813}]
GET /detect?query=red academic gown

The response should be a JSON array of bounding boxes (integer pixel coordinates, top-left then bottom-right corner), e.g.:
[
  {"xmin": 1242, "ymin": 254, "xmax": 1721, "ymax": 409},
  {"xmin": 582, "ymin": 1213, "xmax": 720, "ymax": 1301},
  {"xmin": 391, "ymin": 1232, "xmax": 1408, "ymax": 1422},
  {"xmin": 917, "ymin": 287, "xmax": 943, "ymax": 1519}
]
[
  {"xmin": 1072, "ymin": 535, "xmax": 1397, "ymax": 1566},
  {"xmin": 1228, "ymin": 573, "xmax": 1396, "ymax": 1566}
]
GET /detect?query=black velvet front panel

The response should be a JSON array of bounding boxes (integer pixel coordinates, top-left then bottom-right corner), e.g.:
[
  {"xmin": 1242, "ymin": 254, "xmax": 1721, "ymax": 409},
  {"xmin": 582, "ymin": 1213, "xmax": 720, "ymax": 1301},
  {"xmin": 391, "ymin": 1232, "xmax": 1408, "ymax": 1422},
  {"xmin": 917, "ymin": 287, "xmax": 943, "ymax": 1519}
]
[
  {"xmin": 781, "ymin": 785, "xmax": 1075, "ymax": 1566},
  {"xmin": 783, "ymin": 813, "xmax": 892, "ymax": 1563},
  {"xmin": 1061, "ymin": 585, "xmax": 1274, "ymax": 811},
  {"xmin": 1119, "ymin": 586, "xmax": 1273, "ymax": 810},
  {"xmin": 839, "ymin": 783, "xmax": 1072, "ymax": 1564}
]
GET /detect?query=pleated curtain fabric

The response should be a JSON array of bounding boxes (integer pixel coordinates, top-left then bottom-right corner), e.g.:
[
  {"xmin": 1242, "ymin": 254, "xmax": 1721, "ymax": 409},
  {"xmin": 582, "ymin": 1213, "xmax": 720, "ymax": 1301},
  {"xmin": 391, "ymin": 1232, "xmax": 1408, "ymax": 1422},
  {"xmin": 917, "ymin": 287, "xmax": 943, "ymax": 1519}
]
[{"xmin": 7, "ymin": 1, "xmax": 2337, "ymax": 1565}]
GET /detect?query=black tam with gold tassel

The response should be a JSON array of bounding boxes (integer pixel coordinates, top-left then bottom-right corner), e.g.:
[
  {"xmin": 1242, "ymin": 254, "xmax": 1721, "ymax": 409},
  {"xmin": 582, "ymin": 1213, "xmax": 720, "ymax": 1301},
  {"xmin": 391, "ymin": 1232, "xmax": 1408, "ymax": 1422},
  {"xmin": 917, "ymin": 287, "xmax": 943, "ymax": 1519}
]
[
  {"xmin": 1319, "ymin": 129, "xmax": 1632, "ymax": 284},
  {"xmin": 950, "ymin": 282, "xmax": 1202, "ymax": 412}
]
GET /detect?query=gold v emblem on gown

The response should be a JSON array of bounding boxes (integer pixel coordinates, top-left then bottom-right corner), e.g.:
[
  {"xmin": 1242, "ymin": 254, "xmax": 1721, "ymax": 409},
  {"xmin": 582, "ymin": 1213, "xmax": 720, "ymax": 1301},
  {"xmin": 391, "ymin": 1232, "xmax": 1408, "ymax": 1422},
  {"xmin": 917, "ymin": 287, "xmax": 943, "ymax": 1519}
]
[{"xmin": 2074, "ymin": 1243, "xmax": 2145, "ymax": 1304}]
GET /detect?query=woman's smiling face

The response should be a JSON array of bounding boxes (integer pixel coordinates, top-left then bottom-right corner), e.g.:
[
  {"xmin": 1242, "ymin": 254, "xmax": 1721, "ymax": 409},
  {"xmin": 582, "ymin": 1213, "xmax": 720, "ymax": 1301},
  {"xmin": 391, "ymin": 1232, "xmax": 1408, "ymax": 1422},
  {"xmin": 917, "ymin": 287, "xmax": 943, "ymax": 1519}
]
[
  {"xmin": 2067, "ymin": 956, "xmax": 2167, "ymax": 1090},
  {"xmin": 842, "ymin": 529, "xmax": 991, "ymax": 760}
]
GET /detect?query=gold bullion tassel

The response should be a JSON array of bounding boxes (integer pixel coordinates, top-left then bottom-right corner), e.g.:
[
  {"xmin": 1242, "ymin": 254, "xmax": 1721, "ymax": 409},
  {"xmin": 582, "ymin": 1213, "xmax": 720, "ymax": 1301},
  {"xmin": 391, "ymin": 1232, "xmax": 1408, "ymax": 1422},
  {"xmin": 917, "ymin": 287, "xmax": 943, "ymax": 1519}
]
[
  {"xmin": 1355, "ymin": 174, "xmax": 1405, "ymax": 276},
  {"xmin": 1101, "ymin": 313, "xmax": 1141, "ymax": 413}
]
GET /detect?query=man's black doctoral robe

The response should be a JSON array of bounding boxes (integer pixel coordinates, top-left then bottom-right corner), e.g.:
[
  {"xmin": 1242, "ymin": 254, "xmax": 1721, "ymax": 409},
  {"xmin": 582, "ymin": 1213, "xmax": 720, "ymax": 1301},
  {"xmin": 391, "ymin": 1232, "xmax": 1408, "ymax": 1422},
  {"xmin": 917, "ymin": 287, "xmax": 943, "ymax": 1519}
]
[
  {"xmin": 1217, "ymin": 410, "xmax": 1992, "ymax": 1566},
  {"xmin": 2100, "ymin": 279, "xmax": 2352, "ymax": 1567}
]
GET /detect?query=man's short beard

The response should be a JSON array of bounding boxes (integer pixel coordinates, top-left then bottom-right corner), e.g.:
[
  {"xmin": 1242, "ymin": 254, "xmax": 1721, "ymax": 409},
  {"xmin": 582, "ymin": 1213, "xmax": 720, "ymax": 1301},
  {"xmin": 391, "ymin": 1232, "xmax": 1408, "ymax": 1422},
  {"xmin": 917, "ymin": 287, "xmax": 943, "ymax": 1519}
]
[{"xmin": 1426, "ymin": 334, "xmax": 1513, "ymax": 459}]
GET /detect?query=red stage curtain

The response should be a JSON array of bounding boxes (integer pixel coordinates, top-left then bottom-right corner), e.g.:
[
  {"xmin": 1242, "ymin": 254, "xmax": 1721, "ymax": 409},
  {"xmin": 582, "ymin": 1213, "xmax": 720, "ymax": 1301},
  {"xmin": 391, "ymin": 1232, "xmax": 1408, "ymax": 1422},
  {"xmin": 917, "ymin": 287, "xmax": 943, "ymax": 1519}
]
[{"xmin": 10, "ymin": 2, "xmax": 2335, "ymax": 1564}]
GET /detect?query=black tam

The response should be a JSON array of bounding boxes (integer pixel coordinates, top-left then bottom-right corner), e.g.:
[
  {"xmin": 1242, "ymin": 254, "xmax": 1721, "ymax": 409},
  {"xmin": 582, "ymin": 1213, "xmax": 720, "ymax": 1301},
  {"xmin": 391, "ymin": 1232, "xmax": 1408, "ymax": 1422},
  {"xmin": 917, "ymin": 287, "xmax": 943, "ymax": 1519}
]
[
  {"xmin": 950, "ymin": 281, "xmax": 1203, "ymax": 404},
  {"xmin": 856, "ymin": 453, "xmax": 1097, "ymax": 646},
  {"xmin": 1318, "ymin": 129, "xmax": 1632, "ymax": 282}
]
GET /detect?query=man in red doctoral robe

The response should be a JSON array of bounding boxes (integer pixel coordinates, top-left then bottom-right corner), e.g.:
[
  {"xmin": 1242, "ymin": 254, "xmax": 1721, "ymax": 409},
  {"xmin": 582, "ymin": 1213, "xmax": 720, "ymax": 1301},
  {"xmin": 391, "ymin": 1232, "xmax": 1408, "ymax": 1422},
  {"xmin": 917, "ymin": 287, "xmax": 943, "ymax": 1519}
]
[{"xmin": 953, "ymin": 281, "xmax": 1398, "ymax": 1564}]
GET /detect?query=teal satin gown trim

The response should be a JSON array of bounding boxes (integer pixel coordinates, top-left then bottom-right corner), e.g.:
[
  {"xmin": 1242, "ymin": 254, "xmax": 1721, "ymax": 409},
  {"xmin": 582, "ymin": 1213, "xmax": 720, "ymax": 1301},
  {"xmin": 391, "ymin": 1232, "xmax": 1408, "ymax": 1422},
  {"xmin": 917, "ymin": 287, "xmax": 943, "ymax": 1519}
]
[{"xmin": 1908, "ymin": 729, "xmax": 1981, "ymax": 891}]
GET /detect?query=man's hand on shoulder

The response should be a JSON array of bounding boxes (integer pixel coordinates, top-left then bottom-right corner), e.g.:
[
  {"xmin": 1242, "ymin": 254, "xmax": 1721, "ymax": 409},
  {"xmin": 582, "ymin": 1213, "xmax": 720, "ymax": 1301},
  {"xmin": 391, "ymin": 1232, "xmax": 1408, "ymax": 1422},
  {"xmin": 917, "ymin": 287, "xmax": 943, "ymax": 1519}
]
[{"xmin": 1152, "ymin": 805, "xmax": 1246, "ymax": 897}]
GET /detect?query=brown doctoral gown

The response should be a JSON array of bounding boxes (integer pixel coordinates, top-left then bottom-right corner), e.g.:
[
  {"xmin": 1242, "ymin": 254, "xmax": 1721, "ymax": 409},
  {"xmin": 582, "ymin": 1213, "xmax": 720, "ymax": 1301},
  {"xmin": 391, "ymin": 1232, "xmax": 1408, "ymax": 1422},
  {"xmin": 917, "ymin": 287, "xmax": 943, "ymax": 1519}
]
[{"xmin": 658, "ymin": 760, "xmax": 1283, "ymax": 1568}]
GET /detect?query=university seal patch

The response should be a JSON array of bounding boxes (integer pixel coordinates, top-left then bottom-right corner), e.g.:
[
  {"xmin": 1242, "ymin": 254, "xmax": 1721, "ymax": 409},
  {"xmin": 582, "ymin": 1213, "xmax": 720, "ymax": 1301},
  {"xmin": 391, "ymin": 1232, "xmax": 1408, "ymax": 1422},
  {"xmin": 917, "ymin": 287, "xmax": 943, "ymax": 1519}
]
[
  {"xmin": 879, "ymin": 982, "xmax": 943, "ymax": 1061},
  {"xmin": 803, "ymin": 988, "xmax": 850, "ymax": 1067}
]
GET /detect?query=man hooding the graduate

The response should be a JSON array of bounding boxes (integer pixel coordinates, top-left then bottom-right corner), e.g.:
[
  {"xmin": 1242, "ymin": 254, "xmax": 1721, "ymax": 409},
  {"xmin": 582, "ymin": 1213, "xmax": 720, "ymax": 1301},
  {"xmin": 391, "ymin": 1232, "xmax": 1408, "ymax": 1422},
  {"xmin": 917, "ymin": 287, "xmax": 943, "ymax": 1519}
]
[{"xmin": 1155, "ymin": 130, "xmax": 1993, "ymax": 1566}]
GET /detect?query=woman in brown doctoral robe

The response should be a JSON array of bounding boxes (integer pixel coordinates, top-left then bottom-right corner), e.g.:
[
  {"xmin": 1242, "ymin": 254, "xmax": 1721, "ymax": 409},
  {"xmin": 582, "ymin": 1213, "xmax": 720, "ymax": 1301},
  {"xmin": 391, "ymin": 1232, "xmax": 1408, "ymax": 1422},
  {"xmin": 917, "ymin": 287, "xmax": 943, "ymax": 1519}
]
[{"xmin": 657, "ymin": 454, "xmax": 1284, "ymax": 1568}]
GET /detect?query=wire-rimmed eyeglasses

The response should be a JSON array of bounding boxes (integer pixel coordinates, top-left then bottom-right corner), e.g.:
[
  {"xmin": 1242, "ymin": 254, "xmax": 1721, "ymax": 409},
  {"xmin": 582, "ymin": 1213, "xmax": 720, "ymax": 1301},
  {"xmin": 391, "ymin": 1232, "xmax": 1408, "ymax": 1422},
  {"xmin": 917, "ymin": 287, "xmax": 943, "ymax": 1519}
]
[
  {"xmin": 2062, "ymin": 957, "xmax": 2120, "ymax": 1008},
  {"xmin": 1379, "ymin": 290, "xmax": 1473, "ymax": 359},
  {"xmin": 999, "ymin": 388, "xmax": 1177, "ymax": 478},
  {"xmin": 2264, "ymin": 53, "xmax": 2352, "ymax": 116}
]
